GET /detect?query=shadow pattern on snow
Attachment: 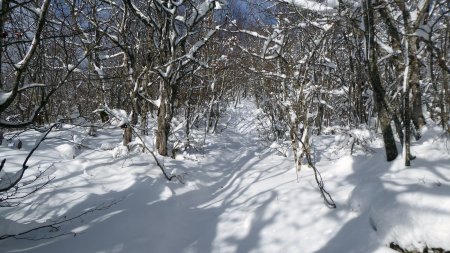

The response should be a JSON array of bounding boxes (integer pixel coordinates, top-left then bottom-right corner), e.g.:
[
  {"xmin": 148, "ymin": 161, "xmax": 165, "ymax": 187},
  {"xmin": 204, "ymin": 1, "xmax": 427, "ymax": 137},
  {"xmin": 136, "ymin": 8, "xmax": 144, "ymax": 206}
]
[
  {"xmin": 0, "ymin": 127, "xmax": 291, "ymax": 253},
  {"xmin": 314, "ymin": 141, "xmax": 450, "ymax": 253}
]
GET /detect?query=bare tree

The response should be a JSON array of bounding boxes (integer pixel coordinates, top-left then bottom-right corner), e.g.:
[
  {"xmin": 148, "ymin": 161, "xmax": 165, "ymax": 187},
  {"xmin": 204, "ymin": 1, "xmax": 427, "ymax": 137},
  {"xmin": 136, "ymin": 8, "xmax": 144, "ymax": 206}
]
[{"xmin": 122, "ymin": 0, "xmax": 225, "ymax": 155}]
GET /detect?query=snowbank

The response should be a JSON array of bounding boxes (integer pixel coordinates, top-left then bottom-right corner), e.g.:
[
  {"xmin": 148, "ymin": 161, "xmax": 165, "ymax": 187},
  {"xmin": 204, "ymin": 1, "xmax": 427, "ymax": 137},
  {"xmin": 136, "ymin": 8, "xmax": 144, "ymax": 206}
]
[{"xmin": 349, "ymin": 125, "xmax": 450, "ymax": 251}]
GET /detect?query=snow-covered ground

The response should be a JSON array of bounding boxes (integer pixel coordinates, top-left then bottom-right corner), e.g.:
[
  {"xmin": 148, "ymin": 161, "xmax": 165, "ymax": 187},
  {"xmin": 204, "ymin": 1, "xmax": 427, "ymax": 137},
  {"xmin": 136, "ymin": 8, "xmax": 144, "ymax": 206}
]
[{"xmin": 1, "ymin": 101, "xmax": 450, "ymax": 253}]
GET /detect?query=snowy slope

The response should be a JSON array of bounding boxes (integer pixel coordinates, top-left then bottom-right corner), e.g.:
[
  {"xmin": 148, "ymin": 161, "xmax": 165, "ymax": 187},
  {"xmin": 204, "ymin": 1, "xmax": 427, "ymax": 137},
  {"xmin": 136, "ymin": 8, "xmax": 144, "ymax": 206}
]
[{"xmin": 1, "ymin": 101, "xmax": 450, "ymax": 253}]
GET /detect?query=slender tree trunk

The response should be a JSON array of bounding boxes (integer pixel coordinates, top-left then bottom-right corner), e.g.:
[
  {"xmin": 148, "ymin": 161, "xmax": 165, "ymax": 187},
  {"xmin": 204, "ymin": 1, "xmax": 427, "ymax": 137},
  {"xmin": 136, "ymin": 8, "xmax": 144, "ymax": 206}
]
[
  {"xmin": 404, "ymin": 84, "xmax": 411, "ymax": 166},
  {"xmin": 315, "ymin": 101, "xmax": 324, "ymax": 135},
  {"xmin": 141, "ymin": 103, "xmax": 148, "ymax": 136},
  {"xmin": 185, "ymin": 97, "xmax": 191, "ymax": 147},
  {"xmin": 409, "ymin": 38, "xmax": 426, "ymax": 137},
  {"xmin": 372, "ymin": 73, "xmax": 399, "ymax": 161},
  {"xmin": 123, "ymin": 126, "xmax": 132, "ymax": 146},
  {"xmin": 442, "ymin": 70, "xmax": 450, "ymax": 133},
  {"xmin": 156, "ymin": 82, "xmax": 172, "ymax": 156},
  {"xmin": 0, "ymin": 1, "xmax": 8, "ymax": 90},
  {"xmin": 365, "ymin": 0, "xmax": 398, "ymax": 161}
]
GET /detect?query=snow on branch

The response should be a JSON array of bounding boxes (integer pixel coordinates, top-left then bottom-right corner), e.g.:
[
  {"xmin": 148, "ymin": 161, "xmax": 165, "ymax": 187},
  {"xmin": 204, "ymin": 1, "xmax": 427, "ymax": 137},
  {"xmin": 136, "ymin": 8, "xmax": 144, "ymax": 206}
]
[
  {"xmin": 124, "ymin": 0, "xmax": 152, "ymax": 27},
  {"xmin": 248, "ymin": 67, "xmax": 288, "ymax": 79},
  {"xmin": 17, "ymin": 84, "xmax": 48, "ymax": 92},
  {"xmin": 187, "ymin": 0, "xmax": 218, "ymax": 27},
  {"xmin": 0, "ymin": 92, "xmax": 12, "ymax": 107},
  {"xmin": 0, "ymin": 0, "xmax": 51, "ymax": 114},
  {"xmin": 183, "ymin": 28, "xmax": 217, "ymax": 66},
  {"xmin": 281, "ymin": 0, "xmax": 338, "ymax": 13},
  {"xmin": 13, "ymin": 0, "xmax": 51, "ymax": 70}
]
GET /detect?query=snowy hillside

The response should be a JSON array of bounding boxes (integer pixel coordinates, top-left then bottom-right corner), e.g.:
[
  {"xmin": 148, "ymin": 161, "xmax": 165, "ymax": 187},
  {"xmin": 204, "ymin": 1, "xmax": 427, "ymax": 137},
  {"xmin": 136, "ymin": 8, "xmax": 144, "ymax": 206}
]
[{"xmin": 1, "ymin": 101, "xmax": 450, "ymax": 253}]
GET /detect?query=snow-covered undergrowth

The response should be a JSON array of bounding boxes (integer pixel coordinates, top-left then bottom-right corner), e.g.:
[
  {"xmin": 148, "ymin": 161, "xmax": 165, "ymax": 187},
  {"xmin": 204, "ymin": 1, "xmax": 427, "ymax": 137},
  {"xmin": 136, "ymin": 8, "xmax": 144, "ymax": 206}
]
[{"xmin": 1, "ymin": 100, "xmax": 449, "ymax": 253}]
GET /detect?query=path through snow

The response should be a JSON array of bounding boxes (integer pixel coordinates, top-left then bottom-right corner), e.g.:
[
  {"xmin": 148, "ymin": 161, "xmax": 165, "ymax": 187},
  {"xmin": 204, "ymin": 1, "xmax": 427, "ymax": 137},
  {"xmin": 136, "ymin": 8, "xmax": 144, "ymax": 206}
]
[{"xmin": 2, "ymin": 101, "xmax": 449, "ymax": 253}]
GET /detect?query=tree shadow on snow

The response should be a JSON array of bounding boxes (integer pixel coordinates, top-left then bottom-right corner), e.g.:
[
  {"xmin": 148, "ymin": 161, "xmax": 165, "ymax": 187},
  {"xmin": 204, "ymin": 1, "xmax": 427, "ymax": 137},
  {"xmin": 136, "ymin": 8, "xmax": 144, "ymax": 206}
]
[
  {"xmin": 0, "ymin": 129, "xmax": 289, "ymax": 253},
  {"xmin": 314, "ymin": 145, "xmax": 450, "ymax": 253}
]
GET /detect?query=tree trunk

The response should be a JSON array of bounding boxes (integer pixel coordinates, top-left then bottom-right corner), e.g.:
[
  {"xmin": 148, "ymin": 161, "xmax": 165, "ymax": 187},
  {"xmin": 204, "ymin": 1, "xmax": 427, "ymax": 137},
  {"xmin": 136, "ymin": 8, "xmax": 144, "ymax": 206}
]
[
  {"xmin": 315, "ymin": 102, "xmax": 324, "ymax": 135},
  {"xmin": 156, "ymin": 83, "xmax": 172, "ymax": 156},
  {"xmin": 442, "ymin": 70, "xmax": 450, "ymax": 133},
  {"xmin": 0, "ymin": 0, "xmax": 9, "ymax": 90},
  {"xmin": 373, "ymin": 82, "xmax": 399, "ymax": 161},
  {"xmin": 365, "ymin": 0, "xmax": 398, "ymax": 161},
  {"xmin": 123, "ymin": 126, "xmax": 132, "ymax": 146},
  {"xmin": 185, "ymin": 97, "xmax": 191, "ymax": 148},
  {"xmin": 404, "ymin": 88, "xmax": 411, "ymax": 166},
  {"xmin": 409, "ymin": 38, "xmax": 426, "ymax": 137}
]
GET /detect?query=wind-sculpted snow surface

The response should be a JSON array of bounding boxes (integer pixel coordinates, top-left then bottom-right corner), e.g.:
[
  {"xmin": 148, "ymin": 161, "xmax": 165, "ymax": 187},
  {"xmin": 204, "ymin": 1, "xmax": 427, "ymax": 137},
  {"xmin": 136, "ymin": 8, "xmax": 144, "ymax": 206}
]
[{"xmin": 0, "ymin": 101, "xmax": 450, "ymax": 253}]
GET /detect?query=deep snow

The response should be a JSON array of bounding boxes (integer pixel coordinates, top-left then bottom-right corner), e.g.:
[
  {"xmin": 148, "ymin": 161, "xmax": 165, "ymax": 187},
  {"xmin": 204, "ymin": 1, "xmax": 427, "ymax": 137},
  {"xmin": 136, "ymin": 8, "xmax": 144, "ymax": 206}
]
[{"xmin": 1, "ymin": 101, "xmax": 450, "ymax": 253}]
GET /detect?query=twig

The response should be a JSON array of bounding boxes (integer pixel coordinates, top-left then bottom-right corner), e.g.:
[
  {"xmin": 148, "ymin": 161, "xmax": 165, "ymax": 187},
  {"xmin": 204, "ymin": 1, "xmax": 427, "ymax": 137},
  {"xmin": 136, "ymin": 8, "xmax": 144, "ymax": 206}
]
[
  {"xmin": 0, "ymin": 159, "xmax": 5, "ymax": 173},
  {"xmin": 130, "ymin": 127, "xmax": 178, "ymax": 182},
  {"xmin": 0, "ymin": 199, "xmax": 122, "ymax": 240},
  {"xmin": 293, "ymin": 129, "xmax": 336, "ymax": 209},
  {"xmin": 0, "ymin": 123, "xmax": 60, "ymax": 193}
]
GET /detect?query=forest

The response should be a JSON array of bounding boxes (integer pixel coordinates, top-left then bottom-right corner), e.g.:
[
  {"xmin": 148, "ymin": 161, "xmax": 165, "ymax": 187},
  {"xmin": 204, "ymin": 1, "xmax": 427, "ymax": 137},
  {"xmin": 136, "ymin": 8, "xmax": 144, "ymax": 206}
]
[{"xmin": 1, "ymin": 0, "xmax": 450, "ymax": 252}]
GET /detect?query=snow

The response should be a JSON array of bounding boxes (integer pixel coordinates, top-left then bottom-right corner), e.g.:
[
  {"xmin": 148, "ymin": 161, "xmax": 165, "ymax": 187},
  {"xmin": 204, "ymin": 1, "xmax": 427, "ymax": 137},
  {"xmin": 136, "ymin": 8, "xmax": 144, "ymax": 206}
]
[
  {"xmin": 55, "ymin": 144, "xmax": 76, "ymax": 159},
  {"xmin": 185, "ymin": 29, "xmax": 216, "ymax": 61},
  {"xmin": 18, "ymin": 83, "xmax": 48, "ymax": 92},
  {"xmin": 175, "ymin": 15, "xmax": 186, "ymax": 23},
  {"xmin": 283, "ymin": 0, "xmax": 337, "ymax": 13},
  {"xmin": 0, "ymin": 170, "xmax": 22, "ymax": 191},
  {"xmin": 187, "ymin": 0, "xmax": 215, "ymax": 26},
  {"xmin": 93, "ymin": 63, "xmax": 105, "ymax": 78},
  {"xmin": 214, "ymin": 1, "xmax": 223, "ymax": 10},
  {"xmin": 107, "ymin": 108, "xmax": 129, "ymax": 127},
  {"xmin": 67, "ymin": 64, "xmax": 81, "ymax": 72},
  {"xmin": 0, "ymin": 91, "xmax": 12, "ymax": 105},
  {"xmin": 1, "ymin": 101, "xmax": 450, "ymax": 252}
]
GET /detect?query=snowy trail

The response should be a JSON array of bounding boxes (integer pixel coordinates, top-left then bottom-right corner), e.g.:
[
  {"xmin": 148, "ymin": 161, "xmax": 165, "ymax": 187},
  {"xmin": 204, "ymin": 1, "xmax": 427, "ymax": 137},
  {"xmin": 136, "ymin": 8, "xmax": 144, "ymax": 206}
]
[
  {"xmin": 3, "ymin": 102, "xmax": 449, "ymax": 253},
  {"xmin": 0, "ymin": 122, "xmax": 307, "ymax": 253},
  {"xmin": 0, "ymin": 115, "xmax": 300, "ymax": 252},
  {"xmin": 0, "ymin": 119, "xmax": 366, "ymax": 253}
]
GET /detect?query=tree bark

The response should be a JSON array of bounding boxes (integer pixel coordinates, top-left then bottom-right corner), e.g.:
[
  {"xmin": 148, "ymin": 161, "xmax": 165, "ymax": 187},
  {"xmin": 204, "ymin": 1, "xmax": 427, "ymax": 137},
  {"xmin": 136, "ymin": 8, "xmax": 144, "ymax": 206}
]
[
  {"xmin": 123, "ymin": 126, "xmax": 132, "ymax": 146},
  {"xmin": 365, "ymin": 0, "xmax": 398, "ymax": 161},
  {"xmin": 409, "ymin": 38, "xmax": 426, "ymax": 137},
  {"xmin": 442, "ymin": 70, "xmax": 450, "ymax": 133},
  {"xmin": 156, "ymin": 82, "xmax": 172, "ymax": 156}
]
